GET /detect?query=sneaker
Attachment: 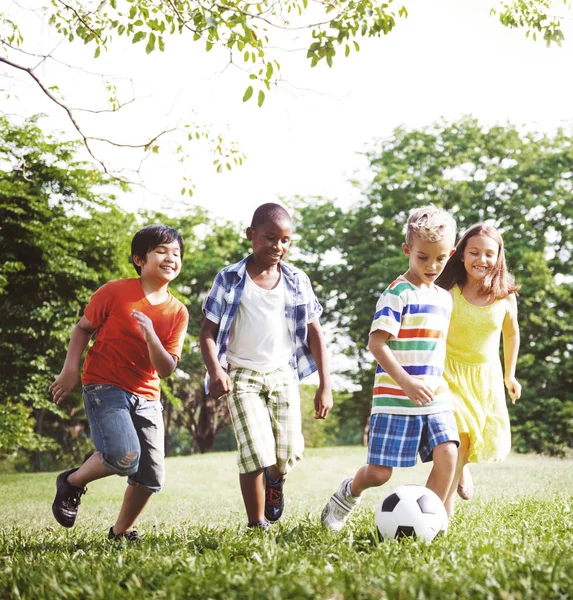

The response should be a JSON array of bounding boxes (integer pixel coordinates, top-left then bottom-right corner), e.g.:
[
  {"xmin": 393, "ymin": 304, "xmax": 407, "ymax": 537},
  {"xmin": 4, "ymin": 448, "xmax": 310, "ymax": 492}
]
[
  {"xmin": 264, "ymin": 468, "xmax": 285, "ymax": 523},
  {"xmin": 108, "ymin": 526, "xmax": 141, "ymax": 542},
  {"xmin": 52, "ymin": 467, "xmax": 86, "ymax": 528},
  {"xmin": 247, "ymin": 521, "xmax": 271, "ymax": 530},
  {"xmin": 321, "ymin": 477, "xmax": 361, "ymax": 531}
]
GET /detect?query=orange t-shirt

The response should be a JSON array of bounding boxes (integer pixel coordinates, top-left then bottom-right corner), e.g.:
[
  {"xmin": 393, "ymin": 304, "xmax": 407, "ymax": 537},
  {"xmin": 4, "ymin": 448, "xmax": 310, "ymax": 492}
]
[{"xmin": 82, "ymin": 278, "xmax": 189, "ymax": 400}]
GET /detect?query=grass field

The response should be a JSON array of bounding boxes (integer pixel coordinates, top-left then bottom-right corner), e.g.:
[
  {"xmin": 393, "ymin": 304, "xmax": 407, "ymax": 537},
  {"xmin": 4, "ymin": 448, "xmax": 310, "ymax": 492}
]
[{"xmin": 1, "ymin": 447, "xmax": 573, "ymax": 599}]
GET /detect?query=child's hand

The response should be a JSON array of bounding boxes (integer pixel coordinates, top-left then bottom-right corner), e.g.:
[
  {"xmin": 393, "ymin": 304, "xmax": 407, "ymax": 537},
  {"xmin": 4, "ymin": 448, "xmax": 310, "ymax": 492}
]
[
  {"xmin": 209, "ymin": 368, "xmax": 232, "ymax": 399},
  {"xmin": 402, "ymin": 377, "xmax": 434, "ymax": 406},
  {"xmin": 131, "ymin": 310, "xmax": 157, "ymax": 343},
  {"xmin": 313, "ymin": 386, "xmax": 333, "ymax": 420},
  {"xmin": 505, "ymin": 376, "xmax": 521, "ymax": 404},
  {"xmin": 49, "ymin": 370, "xmax": 79, "ymax": 405}
]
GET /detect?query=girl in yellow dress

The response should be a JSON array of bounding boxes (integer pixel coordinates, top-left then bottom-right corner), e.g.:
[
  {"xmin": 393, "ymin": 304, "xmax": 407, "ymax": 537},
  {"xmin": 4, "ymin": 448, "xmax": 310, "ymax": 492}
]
[{"xmin": 436, "ymin": 224, "xmax": 521, "ymax": 517}]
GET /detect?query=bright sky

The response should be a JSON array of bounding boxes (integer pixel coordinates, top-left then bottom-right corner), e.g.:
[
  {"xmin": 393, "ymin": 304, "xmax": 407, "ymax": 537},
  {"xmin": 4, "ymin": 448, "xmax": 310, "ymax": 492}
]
[{"xmin": 4, "ymin": 0, "xmax": 573, "ymax": 226}]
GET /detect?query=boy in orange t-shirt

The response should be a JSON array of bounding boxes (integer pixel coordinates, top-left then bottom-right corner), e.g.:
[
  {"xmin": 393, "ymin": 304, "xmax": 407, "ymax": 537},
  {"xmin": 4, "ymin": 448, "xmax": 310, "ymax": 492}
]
[{"xmin": 49, "ymin": 225, "xmax": 188, "ymax": 541}]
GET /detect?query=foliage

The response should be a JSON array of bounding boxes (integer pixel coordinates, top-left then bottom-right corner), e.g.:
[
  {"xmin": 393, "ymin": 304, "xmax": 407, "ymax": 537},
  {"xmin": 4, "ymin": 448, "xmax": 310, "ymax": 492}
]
[
  {"xmin": 1, "ymin": 449, "xmax": 573, "ymax": 598},
  {"xmin": 492, "ymin": 0, "xmax": 570, "ymax": 46},
  {"xmin": 295, "ymin": 117, "xmax": 573, "ymax": 454},
  {"xmin": 0, "ymin": 115, "xmax": 135, "ymax": 458},
  {"xmin": 2, "ymin": 1, "xmax": 571, "ymax": 188},
  {"xmin": 40, "ymin": 0, "xmax": 410, "ymax": 106}
]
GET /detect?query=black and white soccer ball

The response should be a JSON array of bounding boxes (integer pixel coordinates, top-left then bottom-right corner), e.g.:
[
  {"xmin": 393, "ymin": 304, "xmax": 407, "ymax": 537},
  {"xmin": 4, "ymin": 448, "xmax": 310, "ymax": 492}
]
[{"xmin": 375, "ymin": 485, "xmax": 448, "ymax": 542}]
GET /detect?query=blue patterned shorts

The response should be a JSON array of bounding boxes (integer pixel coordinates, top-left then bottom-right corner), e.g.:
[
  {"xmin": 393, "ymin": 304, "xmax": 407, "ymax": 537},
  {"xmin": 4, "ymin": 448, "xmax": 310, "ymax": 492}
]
[{"xmin": 367, "ymin": 410, "xmax": 459, "ymax": 468}]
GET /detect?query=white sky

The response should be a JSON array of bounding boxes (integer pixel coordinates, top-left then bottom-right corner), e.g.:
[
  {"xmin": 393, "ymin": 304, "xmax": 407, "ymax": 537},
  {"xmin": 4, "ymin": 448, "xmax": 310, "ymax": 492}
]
[{"xmin": 3, "ymin": 0, "xmax": 573, "ymax": 227}]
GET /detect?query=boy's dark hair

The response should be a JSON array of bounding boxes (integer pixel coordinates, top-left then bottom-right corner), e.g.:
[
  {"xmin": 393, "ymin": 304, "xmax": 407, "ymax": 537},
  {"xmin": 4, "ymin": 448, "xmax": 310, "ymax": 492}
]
[
  {"xmin": 131, "ymin": 224, "xmax": 184, "ymax": 275},
  {"xmin": 250, "ymin": 203, "xmax": 292, "ymax": 228}
]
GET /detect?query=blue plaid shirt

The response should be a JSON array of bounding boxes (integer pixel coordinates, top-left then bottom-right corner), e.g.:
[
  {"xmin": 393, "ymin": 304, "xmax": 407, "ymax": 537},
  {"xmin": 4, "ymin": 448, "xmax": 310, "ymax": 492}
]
[{"xmin": 202, "ymin": 256, "xmax": 323, "ymax": 389}]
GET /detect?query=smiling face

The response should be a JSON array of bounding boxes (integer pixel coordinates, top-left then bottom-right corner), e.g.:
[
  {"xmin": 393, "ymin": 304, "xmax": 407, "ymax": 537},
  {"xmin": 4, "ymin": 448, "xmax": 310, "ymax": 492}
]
[
  {"xmin": 403, "ymin": 237, "xmax": 455, "ymax": 288},
  {"xmin": 134, "ymin": 240, "xmax": 182, "ymax": 284},
  {"xmin": 462, "ymin": 233, "xmax": 500, "ymax": 283},
  {"xmin": 247, "ymin": 217, "xmax": 293, "ymax": 269}
]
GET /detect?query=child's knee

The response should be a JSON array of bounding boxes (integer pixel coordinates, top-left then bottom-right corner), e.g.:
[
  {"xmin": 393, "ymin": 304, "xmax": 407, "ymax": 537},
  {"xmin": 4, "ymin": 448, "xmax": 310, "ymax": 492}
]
[
  {"xmin": 433, "ymin": 442, "xmax": 458, "ymax": 464},
  {"xmin": 367, "ymin": 464, "xmax": 392, "ymax": 487},
  {"xmin": 104, "ymin": 450, "xmax": 140, "ymax": 476}
]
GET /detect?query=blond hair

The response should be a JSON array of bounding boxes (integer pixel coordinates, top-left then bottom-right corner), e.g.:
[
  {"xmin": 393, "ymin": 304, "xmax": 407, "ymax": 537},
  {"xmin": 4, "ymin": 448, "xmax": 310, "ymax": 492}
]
[{"xmin": 406, "ymin": 205, "xmax": 456, "ymax": 246}]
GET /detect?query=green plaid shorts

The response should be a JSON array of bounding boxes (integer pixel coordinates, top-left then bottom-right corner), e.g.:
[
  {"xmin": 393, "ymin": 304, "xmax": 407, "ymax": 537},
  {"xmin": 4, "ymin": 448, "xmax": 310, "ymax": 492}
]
[{"xmin": 227, "ymin": 364, "xmax": 304, "ymax": 475}]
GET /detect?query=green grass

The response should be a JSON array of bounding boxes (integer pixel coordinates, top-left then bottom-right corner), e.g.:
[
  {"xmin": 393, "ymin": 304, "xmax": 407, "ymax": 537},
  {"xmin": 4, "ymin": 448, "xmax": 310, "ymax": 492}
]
[{"xmin": 1, "ymin": 447, "xmax": 573, "ymax": 599}]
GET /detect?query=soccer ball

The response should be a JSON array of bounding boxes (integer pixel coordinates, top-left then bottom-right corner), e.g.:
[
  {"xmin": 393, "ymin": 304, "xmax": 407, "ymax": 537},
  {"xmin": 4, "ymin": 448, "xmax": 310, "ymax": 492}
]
[{"xmin": 375, "ymin": 485, "xmax": 448, "ymax": 542}]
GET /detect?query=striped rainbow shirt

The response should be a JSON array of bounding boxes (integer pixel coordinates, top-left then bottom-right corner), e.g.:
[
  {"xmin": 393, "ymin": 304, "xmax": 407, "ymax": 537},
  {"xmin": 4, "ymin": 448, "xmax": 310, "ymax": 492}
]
[{"xmin": 369, "ymin": 275, "xmax": 453, "ymax": 415}]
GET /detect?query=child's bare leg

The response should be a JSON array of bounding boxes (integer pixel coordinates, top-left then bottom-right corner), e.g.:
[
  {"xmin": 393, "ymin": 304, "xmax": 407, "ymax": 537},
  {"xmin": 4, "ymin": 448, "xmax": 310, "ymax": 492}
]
[
  {"xmin": 350, "ymin": 464, "xmax": 393, "ymax": 497},
  {"xmin": 425, "ymin": 441, "xmax": 457, "ymax": 503},
  {"xmin": 444, "ymin": 435, "xmax": 470, "ymax": 517},
  {"xmin": 266, "ymin": 464, "xmax": 282, "ymax": 480},
  {"xmin": 458, "ymin": 464, "xmax": 471, "ymax": 488},
  {"xmin": 113, "ymin": 484, "xmax": 153, "ymax": 534},
  {"xmin": 240, "ymin": 469, "xmax": 266, "ymax": 524},
  {"xmin": 68, "ymin": 452, "xmax": 111, "ymax": 488}
]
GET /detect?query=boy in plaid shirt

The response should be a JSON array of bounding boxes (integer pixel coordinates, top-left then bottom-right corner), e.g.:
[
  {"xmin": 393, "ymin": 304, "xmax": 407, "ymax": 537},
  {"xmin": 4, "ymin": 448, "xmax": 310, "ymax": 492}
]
[{"xmin": 200, "ymin": 203, "xmax": 333, "ymax": 529}]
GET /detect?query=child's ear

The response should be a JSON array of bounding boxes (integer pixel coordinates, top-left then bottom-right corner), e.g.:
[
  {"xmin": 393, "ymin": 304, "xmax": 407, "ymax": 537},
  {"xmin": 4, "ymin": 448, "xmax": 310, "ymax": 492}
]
[
  {"xmin": 246, "ymin": 227, "xmax": 254, "ymax": 241},
  {"xmin": 132, "ymin": 254, "xmax": 145, "ymax": 267},
  {"xmin": 402, "ymin": 243, "xmax": 410, "ymax": 256}
]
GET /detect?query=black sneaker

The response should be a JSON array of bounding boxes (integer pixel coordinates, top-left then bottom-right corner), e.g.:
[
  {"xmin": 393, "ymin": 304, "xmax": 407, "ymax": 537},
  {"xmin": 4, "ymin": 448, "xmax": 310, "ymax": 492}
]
[
  {"xmin": 52, "ymin": 467, "xmax": 86, "ymax": 528},
  {"xmin": 108, "ymin": 526, "xmax": 141, "ymax": 542},
  {"xmin": 264, "ymin": 468, "xmax": 285, "ymax": 523}
]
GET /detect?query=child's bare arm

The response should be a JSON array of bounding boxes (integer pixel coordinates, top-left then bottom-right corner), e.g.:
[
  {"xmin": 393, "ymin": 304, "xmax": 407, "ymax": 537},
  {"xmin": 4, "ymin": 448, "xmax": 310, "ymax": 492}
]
[
  {"xmin": 307, "ymin": 320, "xmax": 333, "ymax": 419},
  {"xmin": 199, "ymin": 317, "xmax": 232, "ymax": 399},
  {"xmin": 368, "ymin": 329, "xmax": 434, "ymax": 406},
  {"xmin": 131, "ymin": 310, "xmax": 178, "ymax": 378},
  {"xmin": 49, "ymin": 316, "xmax": 95, "ymax": 405},
  {"xmin": 502, "ymin": 294, "xmax": 521, "ymax": 404}
]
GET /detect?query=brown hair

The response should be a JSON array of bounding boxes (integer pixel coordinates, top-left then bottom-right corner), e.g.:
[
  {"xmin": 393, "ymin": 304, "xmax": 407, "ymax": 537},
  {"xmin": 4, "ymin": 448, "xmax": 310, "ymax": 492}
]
[{"xmin": 436, "ymin": 223, "xmax": 520, "ymax": 299}]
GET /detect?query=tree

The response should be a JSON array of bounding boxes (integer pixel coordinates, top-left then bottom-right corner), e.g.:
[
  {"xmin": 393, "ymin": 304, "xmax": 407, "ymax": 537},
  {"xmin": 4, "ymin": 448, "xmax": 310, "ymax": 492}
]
[
  {"xmin": 0, "ymin": 114, "xmax": 137, "ymax": 466},
  {"xmin": 2, "ymin": 1, "xmax": 570, "ymax": 189},
  {"xmin": 295, "ymin": 116, "xmax": 573, "ymax": 454}
]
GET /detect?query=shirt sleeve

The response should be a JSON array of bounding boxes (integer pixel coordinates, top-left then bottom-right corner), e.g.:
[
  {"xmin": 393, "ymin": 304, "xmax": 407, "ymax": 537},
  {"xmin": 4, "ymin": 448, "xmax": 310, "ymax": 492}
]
[
  {"xmin": 369, "ymin": 288, "xmax": 405, "ymax": 339},
  {"xmin": 301, "ymin": 271, "xmax": 323, "ymax": 323},
  {"xmin": 83, "ymin": 282, "xmax": 113, "ymax": 329},
  {"xmin": 202, "ymin": 270, "xmax": 227, "ymax": 325},
  {"xmin": 163, "ymin": 305, "xmax": 189, "ymax": 360}
]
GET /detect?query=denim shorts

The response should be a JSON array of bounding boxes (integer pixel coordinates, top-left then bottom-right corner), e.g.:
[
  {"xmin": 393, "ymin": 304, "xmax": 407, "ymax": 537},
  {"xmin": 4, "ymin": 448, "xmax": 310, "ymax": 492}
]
[
  {"xmin": 367, "ymin": 410, "xmax": 459, "ymax": 468},
  {"xmin": 82, "ymin": 384, "xmax": 165, "ymax": 492}
]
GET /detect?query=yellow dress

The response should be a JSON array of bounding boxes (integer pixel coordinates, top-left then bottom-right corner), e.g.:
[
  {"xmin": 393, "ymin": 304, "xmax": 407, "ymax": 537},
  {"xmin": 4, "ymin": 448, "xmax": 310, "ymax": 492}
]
[{"xmin": 444, "ymin": 286, "xmax": 511, "ymax": 463}]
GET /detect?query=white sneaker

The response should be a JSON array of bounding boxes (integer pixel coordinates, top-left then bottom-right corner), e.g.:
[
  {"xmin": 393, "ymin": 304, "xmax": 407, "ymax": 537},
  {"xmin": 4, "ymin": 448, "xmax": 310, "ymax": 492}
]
[{"xmin": 321, "ymin": 478, "xmax": 361, "ymax": 531}]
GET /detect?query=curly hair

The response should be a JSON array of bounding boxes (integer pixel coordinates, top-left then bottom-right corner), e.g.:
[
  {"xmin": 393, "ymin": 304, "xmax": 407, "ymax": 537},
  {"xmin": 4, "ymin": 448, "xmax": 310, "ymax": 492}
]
[{"xmin": 406, "ymin": 205, "xmax": 457, "ymax": 247}]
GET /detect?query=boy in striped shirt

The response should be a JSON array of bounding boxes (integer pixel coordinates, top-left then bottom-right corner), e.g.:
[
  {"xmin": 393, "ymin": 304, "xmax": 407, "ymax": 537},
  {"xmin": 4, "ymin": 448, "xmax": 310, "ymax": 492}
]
[{"xmin": 322, "ymin": 206, "xmax": 459, "ymax": 531}]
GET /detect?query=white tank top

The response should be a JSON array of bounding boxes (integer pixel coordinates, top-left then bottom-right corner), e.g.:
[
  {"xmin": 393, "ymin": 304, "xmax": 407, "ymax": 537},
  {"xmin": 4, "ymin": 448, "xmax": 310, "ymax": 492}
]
[{"xmin": 226, "ymin": 271, "xmax": 293, "ymax": 372}]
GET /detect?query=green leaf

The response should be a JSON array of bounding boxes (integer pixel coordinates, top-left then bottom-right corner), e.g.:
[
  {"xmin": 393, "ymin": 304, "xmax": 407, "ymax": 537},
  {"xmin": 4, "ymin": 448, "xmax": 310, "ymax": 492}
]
[
  {"xmin": 257, "ymin": 89, "xmax": 265, "ymax": 107},
  {"xmin": 94, "ymin": 46, "xmax": 101, "ymax": 58},
  {"xmin": 243, "ymin": 86, "xmax": 254, "ymax": 102},
  {"xmin": 146, "ymin": 32, "xmax": 156, "ymax": 54},
  {"xmin": 132, "ymin": 31, "xmax": 146, "ymax": 44}
]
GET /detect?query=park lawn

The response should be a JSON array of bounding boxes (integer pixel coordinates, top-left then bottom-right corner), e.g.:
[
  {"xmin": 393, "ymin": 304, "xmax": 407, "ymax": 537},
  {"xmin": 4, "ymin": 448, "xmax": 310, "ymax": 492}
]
[{"xmin": 1, "ymin": 447, "xmax": 572, "ymax": 599}]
